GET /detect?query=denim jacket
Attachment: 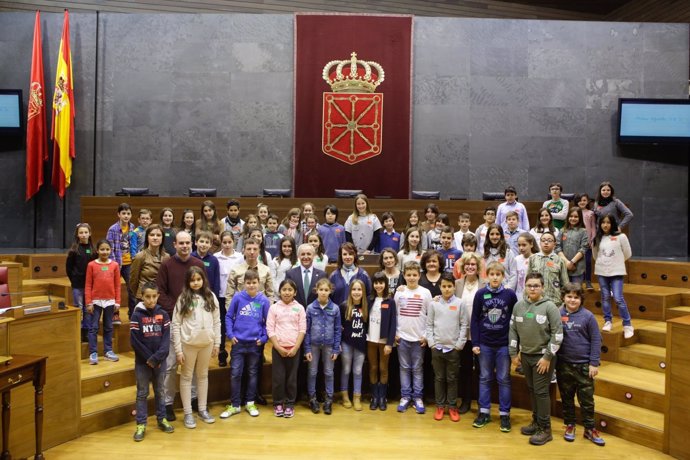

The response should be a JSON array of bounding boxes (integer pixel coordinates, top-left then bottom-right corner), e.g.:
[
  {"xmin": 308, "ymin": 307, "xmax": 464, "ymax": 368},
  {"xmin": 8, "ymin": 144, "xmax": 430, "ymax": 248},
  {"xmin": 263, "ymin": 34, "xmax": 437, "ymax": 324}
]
[{"xmin": 304, "ymin": 299, "xmax": 341, "ymax": 355}]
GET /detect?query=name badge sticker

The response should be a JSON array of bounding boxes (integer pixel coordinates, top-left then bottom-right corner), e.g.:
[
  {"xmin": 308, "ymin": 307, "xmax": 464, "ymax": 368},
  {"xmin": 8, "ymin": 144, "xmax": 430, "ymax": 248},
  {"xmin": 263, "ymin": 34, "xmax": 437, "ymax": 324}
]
[
  {"xmin": 204, "ymin": 261, "xmax": 210, "ymax": 267},
  {"xmin": 483, "ymin": 293, "xmax": 492, "ymax": 299},
  {"xmin": 525, "ymin": 312, "xmax": 535, "ymax": 319},
  {"xmin": 101, "ymin": 266, "xmax": 109, "ymax": 271},
  {"xmin": 85, "ymin": 249, "xmax": 91, "ymax": 254},
  {"xmin": 381, "ymin": 303, "xmax": 389, "ymax": 309}
]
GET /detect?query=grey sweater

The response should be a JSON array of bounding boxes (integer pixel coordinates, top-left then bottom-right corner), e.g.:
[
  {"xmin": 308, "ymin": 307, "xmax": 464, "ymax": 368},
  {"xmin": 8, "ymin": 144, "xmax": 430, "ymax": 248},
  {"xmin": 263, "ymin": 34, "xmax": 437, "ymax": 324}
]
[
  {"xmin": 509, "ymin": 297, "xmax": 563, "ymax": 360},
  {"xmin": 425, "ymin": 295, "xmax": 469, "ymax": 351}
]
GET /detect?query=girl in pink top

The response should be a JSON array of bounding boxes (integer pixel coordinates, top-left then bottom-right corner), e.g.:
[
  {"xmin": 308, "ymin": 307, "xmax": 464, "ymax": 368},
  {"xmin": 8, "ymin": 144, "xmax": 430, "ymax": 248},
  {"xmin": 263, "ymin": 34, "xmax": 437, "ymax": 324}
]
[
  {"xmin": 574, "ymin": 193, "xmax": 596, "ymax": 290},
  {"xmin": 267, "ymin": 278, "xmax": 307, "ymax": 418}
]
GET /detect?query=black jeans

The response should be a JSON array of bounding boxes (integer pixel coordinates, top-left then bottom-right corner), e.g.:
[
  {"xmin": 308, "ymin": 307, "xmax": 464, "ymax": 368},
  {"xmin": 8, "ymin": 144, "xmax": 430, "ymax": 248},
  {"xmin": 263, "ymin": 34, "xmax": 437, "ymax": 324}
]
[{"xmin": 272, "ymin": 348, "xmax": 300, "ymax": 407}]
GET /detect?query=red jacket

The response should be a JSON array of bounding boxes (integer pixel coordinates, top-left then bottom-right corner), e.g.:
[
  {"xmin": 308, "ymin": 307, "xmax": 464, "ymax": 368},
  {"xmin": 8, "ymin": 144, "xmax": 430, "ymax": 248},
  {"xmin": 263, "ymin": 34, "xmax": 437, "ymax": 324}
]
[{"xmin": 85, "ymin": 260, "xmax": 121, "ymax": 306}]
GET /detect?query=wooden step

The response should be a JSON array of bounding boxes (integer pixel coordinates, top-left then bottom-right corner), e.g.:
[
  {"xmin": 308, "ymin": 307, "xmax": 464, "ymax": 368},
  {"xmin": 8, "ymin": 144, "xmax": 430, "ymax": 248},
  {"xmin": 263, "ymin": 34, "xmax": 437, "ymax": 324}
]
[
  {"xmin": 627, "ymin": 259, "xmax": 690, "ymax": 289},
  {"xmin": 584, "ymin": 284, "xmax": 689, "ymax": 321},
  {"xmin": 555, "ymin": 395, "xmax": 664, "ymax": 451},
  {"xmin": 16, "ymin": 253, "xmax": 67, "ymax": 279},
  {"xmin": 635, "ymin": 321, "xmax": 667, "ymax": 347},
  {"xmin": 617, "ymin": 344, "xmax": 667, "ymax": 373},
  {"xmin": 81, "ymin": 351, "xmax": 137, "ymax": 398},
  {"xmin": 80, "ymin": 384, "xmax": 155, "ymax": 436},
  {"xmin": 666, "ymin": 306, "xmax": 690, "ymax": 320},
  {"xmin": 81, "ymin": 325, "xmax": 122, "ymax": 359},
  {"xmin": 595, "ymin": 362, "xmax": 665, "ymax": 412}
]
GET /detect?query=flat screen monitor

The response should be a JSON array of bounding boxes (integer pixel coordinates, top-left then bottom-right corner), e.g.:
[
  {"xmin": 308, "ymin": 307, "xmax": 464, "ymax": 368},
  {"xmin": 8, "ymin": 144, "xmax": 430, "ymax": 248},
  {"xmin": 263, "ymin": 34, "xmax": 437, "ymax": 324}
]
[
  {"xmin": 0, "ymin": 90, "xmax": 23, "ymax": 135},
  {"xmin": 618, "ymin": 98, "xmax": 690, "ymax": 144}
]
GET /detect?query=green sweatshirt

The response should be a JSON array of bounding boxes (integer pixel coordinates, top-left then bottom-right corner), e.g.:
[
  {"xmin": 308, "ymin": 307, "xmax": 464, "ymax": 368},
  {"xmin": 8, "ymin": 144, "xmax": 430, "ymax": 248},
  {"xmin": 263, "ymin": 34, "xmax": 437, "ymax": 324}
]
[{"xmin": 509, "ymin": 297, "xmax": 563, "ymax": 360}]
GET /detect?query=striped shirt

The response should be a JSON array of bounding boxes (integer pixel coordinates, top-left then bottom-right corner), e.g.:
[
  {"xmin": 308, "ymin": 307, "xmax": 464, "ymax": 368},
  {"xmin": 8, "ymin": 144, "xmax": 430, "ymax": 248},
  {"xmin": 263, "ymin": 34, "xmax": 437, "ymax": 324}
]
[{"xmin": 394, "ymin": 286, "xmax": 431, "ymax": 342}]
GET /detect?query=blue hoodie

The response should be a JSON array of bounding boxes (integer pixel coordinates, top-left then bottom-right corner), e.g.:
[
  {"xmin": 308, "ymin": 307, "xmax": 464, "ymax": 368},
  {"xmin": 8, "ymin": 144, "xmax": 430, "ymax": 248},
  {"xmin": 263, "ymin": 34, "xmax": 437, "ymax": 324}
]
[{"xmin": 226, "ymin": 290, "xmax": 270, "ymax": 344}]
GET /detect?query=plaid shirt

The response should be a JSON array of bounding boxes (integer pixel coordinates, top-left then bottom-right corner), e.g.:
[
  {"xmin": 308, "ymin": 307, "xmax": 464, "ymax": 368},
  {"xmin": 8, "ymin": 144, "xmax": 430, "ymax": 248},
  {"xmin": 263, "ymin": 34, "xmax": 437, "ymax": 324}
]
[{"xmin": 106, "ymin": 221, "xmax": 137, "ymax": 266}]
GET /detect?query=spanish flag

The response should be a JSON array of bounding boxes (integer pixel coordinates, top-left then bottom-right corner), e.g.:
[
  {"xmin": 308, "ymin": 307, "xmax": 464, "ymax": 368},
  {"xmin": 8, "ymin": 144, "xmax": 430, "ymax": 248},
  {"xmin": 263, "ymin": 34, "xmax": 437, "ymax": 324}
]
[
  {"xmin": 26, "ymin": 10, "xmax": 47, "ymax": 201},
  {"xmin": 51, "ymin": 10, "xmax": 75, "ymax": 199}
]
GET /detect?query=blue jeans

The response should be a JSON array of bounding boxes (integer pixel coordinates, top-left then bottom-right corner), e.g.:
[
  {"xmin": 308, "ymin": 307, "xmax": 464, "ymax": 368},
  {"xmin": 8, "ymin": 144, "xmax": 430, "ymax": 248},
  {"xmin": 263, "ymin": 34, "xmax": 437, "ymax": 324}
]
[
  {"xmin": 598, "ymin": 275, "xmax": 631, "ymax": 326},
  {"xmin": 135, "ymin": 361, "xmax": 166, "ymax": 424},
  {"xmin": 340, "ymin": 342, "xmax": 365, "ymax": 394},
  {"xmin": 308, "ymin": 344, "xmax": 334, "ymax": 398},
  {"xmin": 88, "ymin": 304, "xmax": 113, "ymax": 355},
  {"xmin": 398, "ymin": 339, "xmax": 424, "ymax": 399},
  {"xmin": 230, "ymin": 341, "xmax": 262, "ymax": 406},
  {"xmin": 477, "ymin": 344, "xmax": 511, "ymax": 415},
  {"xmin": 72, "ymin": 288, "xmax": 88, "ymax": 329}
]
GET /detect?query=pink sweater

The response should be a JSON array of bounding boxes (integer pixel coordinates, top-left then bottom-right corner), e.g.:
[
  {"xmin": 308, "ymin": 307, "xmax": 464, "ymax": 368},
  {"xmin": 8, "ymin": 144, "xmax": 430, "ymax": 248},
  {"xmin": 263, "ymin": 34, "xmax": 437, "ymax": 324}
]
[
  {"xmin": 85, "ymin": 260, "xmax": 121, "ymax": 306},
  {"xmin": 266, "ymin": 300, "xmax": 307, "ymax": 349}
]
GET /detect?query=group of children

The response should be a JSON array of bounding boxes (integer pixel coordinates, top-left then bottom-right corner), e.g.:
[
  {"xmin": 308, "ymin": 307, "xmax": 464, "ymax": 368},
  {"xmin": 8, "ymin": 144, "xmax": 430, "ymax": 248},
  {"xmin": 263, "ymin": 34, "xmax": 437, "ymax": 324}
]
[{"xmin": 65, "ymin": 181, "xmax": 633, "ymax": 444}]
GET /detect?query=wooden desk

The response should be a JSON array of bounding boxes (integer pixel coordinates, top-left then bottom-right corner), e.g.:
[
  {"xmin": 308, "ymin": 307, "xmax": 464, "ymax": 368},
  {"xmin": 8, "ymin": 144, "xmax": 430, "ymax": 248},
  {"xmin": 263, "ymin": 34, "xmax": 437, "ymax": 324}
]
[{"xmin": 0, "ymin": 355, "xmax": 46, "ymax": 460}]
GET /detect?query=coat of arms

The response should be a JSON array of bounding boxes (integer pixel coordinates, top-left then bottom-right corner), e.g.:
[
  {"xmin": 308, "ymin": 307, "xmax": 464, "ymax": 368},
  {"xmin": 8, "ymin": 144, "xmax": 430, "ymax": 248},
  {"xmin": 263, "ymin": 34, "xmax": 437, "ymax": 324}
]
[{"xmin": 322, "ymin": 52, "xmax": 384, "ymax": 165}]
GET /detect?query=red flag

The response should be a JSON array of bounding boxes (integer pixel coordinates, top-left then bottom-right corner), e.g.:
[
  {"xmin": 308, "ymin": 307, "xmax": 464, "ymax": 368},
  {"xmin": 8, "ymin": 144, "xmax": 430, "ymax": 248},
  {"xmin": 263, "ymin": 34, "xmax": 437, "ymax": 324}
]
[
  {"xmin": 51, "ymin": 9, "xmax": 75, "ymax": 199},
  {"xmin": 25, "ymin": 10, "xmax": 47, "ymax": 201}
]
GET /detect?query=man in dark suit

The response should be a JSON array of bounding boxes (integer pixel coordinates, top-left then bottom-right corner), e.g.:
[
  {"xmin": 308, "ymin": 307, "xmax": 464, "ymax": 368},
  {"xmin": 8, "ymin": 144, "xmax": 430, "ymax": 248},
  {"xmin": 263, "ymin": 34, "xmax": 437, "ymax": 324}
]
[{"xmin": 285, "ymin": 243, "xmax": 327, "ymax": 308}]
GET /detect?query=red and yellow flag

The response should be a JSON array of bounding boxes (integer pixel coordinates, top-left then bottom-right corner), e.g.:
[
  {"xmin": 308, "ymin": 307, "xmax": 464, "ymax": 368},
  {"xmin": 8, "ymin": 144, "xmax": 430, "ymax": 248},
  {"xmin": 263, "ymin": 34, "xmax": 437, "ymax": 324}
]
[
  {"xmin": 51, "ymin": 9, "xmax": 75, "ymax": 199},
  {"xmin": 26, "ymin": 10, "xmax": 47, "ymax": 201}
]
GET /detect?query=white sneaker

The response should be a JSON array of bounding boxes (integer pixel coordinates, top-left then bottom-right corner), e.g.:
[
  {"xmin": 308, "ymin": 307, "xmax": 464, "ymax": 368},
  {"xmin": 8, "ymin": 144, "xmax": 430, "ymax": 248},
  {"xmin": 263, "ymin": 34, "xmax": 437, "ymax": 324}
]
[
  {"xmin": 623, "ymin": 325, "xmax": 634, "ymax": 339},
  {"xmin": 602, "ymin": 321, "xmax": 612, "ymax": 332},
  {"xmin": 245, "ymin": 402, "xmax": 260, "ymax": 417}
]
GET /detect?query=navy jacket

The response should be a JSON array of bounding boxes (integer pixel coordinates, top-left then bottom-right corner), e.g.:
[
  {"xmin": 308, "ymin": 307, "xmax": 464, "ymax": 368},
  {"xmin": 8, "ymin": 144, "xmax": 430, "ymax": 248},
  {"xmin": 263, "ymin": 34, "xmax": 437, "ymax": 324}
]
[
  {"xmin": 130, "ymin": 303, "xmax": 170, "ymax": 366},
  {"xmin": 367, "ymin": 296, "xmax": 398, "ymax": 347},
  {"xmin": 285, "ymin": 265, "xmax": 327, "ymax": 308}
]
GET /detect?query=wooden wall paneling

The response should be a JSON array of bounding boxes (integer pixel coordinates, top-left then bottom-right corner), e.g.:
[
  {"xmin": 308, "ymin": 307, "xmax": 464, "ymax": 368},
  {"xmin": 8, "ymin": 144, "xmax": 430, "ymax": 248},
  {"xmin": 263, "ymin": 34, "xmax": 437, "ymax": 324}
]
[{"xmin": 664, "ymin": 316, "xmax": 690, "ymax": 457}]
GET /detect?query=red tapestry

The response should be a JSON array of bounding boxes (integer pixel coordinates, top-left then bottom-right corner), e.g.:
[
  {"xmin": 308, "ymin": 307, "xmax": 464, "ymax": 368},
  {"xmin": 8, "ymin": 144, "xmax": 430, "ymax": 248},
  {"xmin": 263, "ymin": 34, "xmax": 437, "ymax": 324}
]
[{"xmin": 294, "ymin": 14, "xmax": 412, "ymax": 198}]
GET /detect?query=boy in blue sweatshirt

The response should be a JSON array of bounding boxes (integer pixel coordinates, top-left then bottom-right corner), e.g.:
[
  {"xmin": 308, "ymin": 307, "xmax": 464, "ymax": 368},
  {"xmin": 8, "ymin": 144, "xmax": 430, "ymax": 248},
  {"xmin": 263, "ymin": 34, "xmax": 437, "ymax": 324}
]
[
  {"xmin": 471, "ymin": 262, "xmax": 517, "ymax": 432},
  {"xmin": 221, "ymin": 269, "xmax": 270, "ymax": 418},
  {"xmin": 129, "ymin": 282, "xmax": 173, "ymax": 441},
  {"xmin": 438, "ymin": 226, "xmax": 463, "ymax": 273},
  {"xmin": 557, "ymin": 283, "xmax": 605, "ymax": 446},
  {"xmin": 263, "ymin": 214, "xmax": 284, "ymax": 259},
  {"xmin": 377, "ymin": 211, "xmax": 401, "ymax": 253},
  {"xmin": 318, "ymin": 205, "xmax": 346, "ymax": 263}
]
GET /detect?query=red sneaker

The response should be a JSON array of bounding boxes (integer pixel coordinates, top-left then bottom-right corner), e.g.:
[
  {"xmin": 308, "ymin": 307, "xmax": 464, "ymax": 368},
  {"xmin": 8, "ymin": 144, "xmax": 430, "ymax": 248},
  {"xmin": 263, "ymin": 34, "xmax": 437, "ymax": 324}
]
[
  {"xmin": 448, "ymin": 407, "xmax": 460, "ymax": 422},
  {"xmin": 434, "ymin": 406, "xmax": 445, "ymax": 421}
]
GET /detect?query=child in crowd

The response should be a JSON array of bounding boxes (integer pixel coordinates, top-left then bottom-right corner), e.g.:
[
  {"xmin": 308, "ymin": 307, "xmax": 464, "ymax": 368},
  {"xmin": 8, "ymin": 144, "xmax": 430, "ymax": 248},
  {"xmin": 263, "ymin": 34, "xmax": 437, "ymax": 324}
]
[
  {"xmin": 475, "ymin": 206, "xmax": 496, "ymax": 254},
  {"xmin": 504, "ymin": 211, "xmax": 521, "ymax": 256},
  {"xmin": 471, "ymin": 262, "xmax": 517, "ymax": 432},
  {"xmin": 345, "ymin": 194, "xmax": 382, "ymax": 254},
  {"xmin": 367, "ymin": 272, "xmax": 397, "ymax": 411},
  {"xmin": 453, "ymin": 213, "xmax": 472, "ymax": 250},
  {"xmin": 426, "ymin": 272, "xmax": 468, "ymax": 422},
  {"xmin": 394, "ymin": 261, "xmax": 432, "ymax": 415},
  {"xmin": 256, "ymin": 203, "xmax": 270, "ymax": 230},
  {"xmin": 196, "ymin": 200, "xmax": 223, "ymax": 253},
  {"xmin": 439, "ymin": 226, "xmax": 463, "ymax": 273},
  {"xmin": 379, "ymin": 248, "xmax": 403, "ymax": 296},
  {"xmin": 515, "ymin": 233, "xmax": 538, "ymax": 300},
  {"xmin": 422, "ymin": 203, "xmax": 439, "ymax": 234},
  {"xmin": 483, "ymin": 224, "xmax": 517, "ymax": 290},
  {"xmin": 223, "ymin": 199, "xmax": 245, "ymax": 244},
  {"xmin": 319, "ymin": 204, "xmax": 347, "ymax": 263},
  {"xmin": 397, "ymin": 227, "xmax": 424, "ymax": 271},
  {"xmin": 159, "ymin": 207, "xmax": 176, "ymax": 256},
  {"xmin": 106, "ymin": 202, "xmax": 137, "ymax": 322},
  {"xmin": 377, "ymin": 211, "xmax": 401, "ymax": 253},
  {"xmin": 130, "ymin": 282, "xmax": 173, "ymax": 441},
  {"xmin": 134, "ymin": 209, "xmax": 152, "ymax": 253},
  {"xmin": 247, "ymin": 226, "xmax": 272, "ymax": 266},
  {"xmin": 543, "ymin": 182, "xmax": 569, "ymax": 230},
  {"xmin": 593, "ymin": 181, "xmax": 634, "ymax": 229},
  {"xmin": 530, "ymin": 208, "xmax": 561, "ymax": 251},
  {"xmin": 222, "ymin": 269, "xmax": 270, "ymax": 418},
  {"xmin": 192, "ymin": 231, "xmax": 221, "ymax": 299},
  {"xmin": 558, "ymin": 208, "xmax": 589, "ymax": 284},
  {"xmin": 279, "ymin": 208, "xmax": 302, "ymax": 243},
  {"xmin": 270, "ymin": 236, "xmax": 297, "ymax": 294},
  {"xmin": 237, "ymin": 214, "xmax": 260, "ymax": 251},
  {"xmin": 263, "ymin": 213, "xmax": 284, "ymax": 260},
  {"xmin": 527, "ymin": 232, "xmax": 569, "ymax": 305},
  {"xmin": 66, "ymin": 223, "xmax": 96, "ymax": 342},
  {"xmin": 427, "ymin": 213, "xmax": 449, "ymax": 251},
  {"xmin": 172, "ymin": 266, "xmax": 221, "ymax": 429},
  {"xmin": 399, "ymin": 210, "xmax": 428, "ymax": 250},
  {"xmin": 267, "ymin": 279, "xmax": 307, "ymax": 418},
  {"xmin": 305, "ymin": 278, "xmax": 341, "ymax": 415},
  {"xmin": 339, "ymin": 280, "xmax": 369, "ymax": 411},
  {"xmin": 556, "ymin": 283, "xmax": 605, "ymax": 446},
  {"xmin": 85, "ymin": 239, "xmax": 121, "ymax": 365},
  {"xmin": 179, "ymin": 209, "xmax": 197, "ymax": 249},
  {"xmin": 509, "ymin": 273, "xmax": 562, "ymax": 446},
  {"xmin": 307, "ymin": 232, "xmax": 328, "ymax": 271},
  {"xmin": 496, "ymin": 186, "xmax": 529, "ymax": 232},
  {"xmin": 303, "ymin": 215, "xmax": 319, "ymax": 244},
  {"xmin": 574, "ymin": 193, "xmax": 596, "ymax": 290},
  {"xmin": 214, "ymin": 231, "xmax": 244, "ymax": 367},
  {"xmin": 593, "ymin": 214, "xmax": 634, "ymax": 338},
  {"xmin": 300, "ymin": 202, "xmax": 317, "ymax": 238}
]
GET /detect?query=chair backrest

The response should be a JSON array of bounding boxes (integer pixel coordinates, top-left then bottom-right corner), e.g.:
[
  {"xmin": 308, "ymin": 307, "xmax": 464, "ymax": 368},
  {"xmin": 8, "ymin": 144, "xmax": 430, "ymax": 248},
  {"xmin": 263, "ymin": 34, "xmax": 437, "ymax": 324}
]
[
  {"xmin": 334, "ymin": 189, "xmax": 363, "ymax": 199},
  {"xmin": 0, "ymin": 267, "xmax": 9, "ymax": 308},
  {"xmin": 411, "ymin": 190, "xmax": 440, "ymax": 200}
]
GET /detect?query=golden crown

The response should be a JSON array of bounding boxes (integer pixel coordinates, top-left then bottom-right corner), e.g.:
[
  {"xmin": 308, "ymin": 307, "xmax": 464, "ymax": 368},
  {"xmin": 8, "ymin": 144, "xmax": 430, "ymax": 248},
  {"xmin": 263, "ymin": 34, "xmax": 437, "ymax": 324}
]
[{"xmin": 322, "ymin": 52, "xmax": 385, "ymax": 93}]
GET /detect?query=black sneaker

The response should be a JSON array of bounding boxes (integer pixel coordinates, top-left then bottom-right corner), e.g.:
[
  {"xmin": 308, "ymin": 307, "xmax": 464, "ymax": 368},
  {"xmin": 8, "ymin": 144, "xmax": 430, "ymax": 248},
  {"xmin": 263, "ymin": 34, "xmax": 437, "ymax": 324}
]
[
  {"xmin": 458, "ymin": 399, "xmax": 471, "ymax": 414},
  {"xmin": 323, "ymin": 398, "xmax": 333, "ymax": 415},
  {"xmin": 256, "ymin": 394, "xmax": 268, "ymax": 406},
  {"xmin": 309, "ymin": 397, "xmax": 321, "ymax": 414},
  {"xmin": 157, "ymin": 418, "xmax": 174, "ymax": 433},
  {"xmin": 472, "ymin": 413, "xmax": 491, "ymax": 428},
  {"xmin": 500, "ymin": 415, "xmax": 511, "ymax": 432},
  {"xmin": 165, "ymin": 404, "xmax": 176, "ymax": 422}
]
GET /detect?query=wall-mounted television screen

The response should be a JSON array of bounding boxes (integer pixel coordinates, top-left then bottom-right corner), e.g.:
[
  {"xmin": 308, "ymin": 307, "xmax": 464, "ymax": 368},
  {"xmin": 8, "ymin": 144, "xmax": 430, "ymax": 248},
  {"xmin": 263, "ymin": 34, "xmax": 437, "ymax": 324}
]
[
  {"xmin": 618, "ymin": 98, "xmax": 690, "ymax": 144},
  {"xmin": 0, "ymin": 89, "xmax": 23, "ymax": 135}
]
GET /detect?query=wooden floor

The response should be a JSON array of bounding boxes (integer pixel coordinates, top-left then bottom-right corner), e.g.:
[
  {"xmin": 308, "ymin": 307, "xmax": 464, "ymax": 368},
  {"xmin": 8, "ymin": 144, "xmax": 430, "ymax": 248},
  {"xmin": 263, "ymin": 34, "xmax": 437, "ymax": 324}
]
[{"xmin": 46, "ymin": 404, "xmax": 672, "ymax": 459}]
